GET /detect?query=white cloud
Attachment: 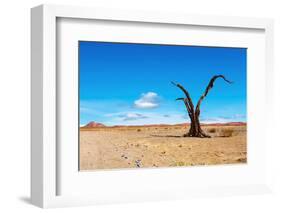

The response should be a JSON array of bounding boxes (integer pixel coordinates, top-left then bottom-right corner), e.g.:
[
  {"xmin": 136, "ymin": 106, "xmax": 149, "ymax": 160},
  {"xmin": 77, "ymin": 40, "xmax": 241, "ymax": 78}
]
[
  {"xmin": 119, "ymin": 113, "xmax": 148, "ymax": 121},
  {"xmin": 200, "ymin": 117, "xmax": 229, "ymax": 124},
  {"xmin": 134, "ymin": 92, "xmax": 160, "ymax": 109},
  {"xmin": 104, "ymin": 111, "xmax": 188, "ymax": 126},
  {"xmin": 200, "ymin": 114, "xmax": 246, "ymax": 124}
]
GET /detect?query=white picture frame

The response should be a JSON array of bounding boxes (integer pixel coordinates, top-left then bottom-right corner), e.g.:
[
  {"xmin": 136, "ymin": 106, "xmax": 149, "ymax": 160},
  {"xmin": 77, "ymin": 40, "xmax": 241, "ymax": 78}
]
[{"xmin": 31, "ymin": 4, "xmax": 274, "ymax": 208}]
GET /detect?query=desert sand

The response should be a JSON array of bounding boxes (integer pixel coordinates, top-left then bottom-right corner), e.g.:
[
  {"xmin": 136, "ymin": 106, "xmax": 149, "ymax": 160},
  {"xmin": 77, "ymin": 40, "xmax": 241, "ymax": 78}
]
[{"xmin": 79, "ymin": 124, "xmax": 247, "ymax": 170}]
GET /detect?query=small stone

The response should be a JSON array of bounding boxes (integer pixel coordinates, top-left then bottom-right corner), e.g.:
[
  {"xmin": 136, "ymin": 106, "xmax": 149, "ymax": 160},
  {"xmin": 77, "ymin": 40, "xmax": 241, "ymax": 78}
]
[{"xmin": 135, "ymin": 160, "xmax": 141, "ymax": 168}]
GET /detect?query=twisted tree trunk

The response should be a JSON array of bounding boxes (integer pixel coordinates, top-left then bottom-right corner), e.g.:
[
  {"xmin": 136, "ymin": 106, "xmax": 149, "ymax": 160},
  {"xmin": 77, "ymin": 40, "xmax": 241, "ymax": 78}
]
[{"xmin": 172, "ymin": 75, "xmax": 232, "ymax": 138}]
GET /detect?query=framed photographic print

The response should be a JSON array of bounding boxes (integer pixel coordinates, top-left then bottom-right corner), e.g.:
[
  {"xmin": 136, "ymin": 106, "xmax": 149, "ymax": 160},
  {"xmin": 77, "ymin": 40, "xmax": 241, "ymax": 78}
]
[
  {"xmin": 78, "ymin": 41, "xmax": 247, "ymax": 170},
  {"xmin": 31, "ymin": 4, "xmax": 274, "ymax": 208}
]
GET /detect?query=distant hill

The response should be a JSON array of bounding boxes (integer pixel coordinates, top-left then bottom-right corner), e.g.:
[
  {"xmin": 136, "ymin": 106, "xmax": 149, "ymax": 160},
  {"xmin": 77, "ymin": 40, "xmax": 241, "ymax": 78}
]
[
  {"xmin": 201, "ymin": 122, "xmax": 246, "ymax": 126},
  {"xmin": 83, "ymin": 121, "xmax": 106, "ymax": 128}
]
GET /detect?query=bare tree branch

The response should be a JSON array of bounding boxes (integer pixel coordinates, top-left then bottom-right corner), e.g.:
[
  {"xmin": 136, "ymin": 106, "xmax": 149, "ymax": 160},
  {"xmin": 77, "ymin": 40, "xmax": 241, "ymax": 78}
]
[
  {"xmin": 175, "ymin": 97, "xmax": 192, "ymax": 113},
  {"xmin": 184, "ymin": 100, "xmax": 192, "ymax": 113},
  {"xmin": 171, "ymin": 81, "xmax": 195, "ymax": 112},
  {"xmin": 195, "ymin": 75, "xmax": 233, "ymax": 113}
]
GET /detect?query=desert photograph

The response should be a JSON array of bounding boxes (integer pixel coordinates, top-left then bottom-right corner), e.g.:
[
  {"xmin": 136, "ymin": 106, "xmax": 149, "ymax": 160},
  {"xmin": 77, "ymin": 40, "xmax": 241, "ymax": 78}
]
[{"xmin": 79, "ymin": 41, "xmax": 247, "ymax": 170}]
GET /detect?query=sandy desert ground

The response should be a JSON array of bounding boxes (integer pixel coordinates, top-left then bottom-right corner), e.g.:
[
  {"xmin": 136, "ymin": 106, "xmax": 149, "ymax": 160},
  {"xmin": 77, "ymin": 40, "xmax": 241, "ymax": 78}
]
[{"xmin": 79, "ymin": 124, "xmax": 247, "ymax": 170}]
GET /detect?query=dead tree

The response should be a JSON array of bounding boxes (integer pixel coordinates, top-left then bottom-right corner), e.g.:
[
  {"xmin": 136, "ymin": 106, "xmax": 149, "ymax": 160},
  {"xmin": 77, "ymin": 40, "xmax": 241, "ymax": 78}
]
[{"xmin": 172, "ymin": 75, "xmax": 232, "ymax": 138}]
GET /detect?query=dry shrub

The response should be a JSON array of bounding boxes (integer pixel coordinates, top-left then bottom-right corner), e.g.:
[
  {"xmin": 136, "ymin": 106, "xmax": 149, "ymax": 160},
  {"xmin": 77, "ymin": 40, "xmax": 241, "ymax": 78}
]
[
  {"xmin": 219, "ymin": 128, "xmax": 234, "ymax": 137},
  {"xmin": 174, "ymin": 161, "xmax": 185, "ymax": 166},
  {"xmin": 236, "ymin": 157, "xmax": 247, "ymax": 163},
  {"xmin": 172, "ymin": 161, "xmax": 194, "ymax": 167},
  {"xmin": 208, "ymin": 128, "xmax": 216, "ymax": 133},
  {"xmin": 137, "ymin": 129, "xmax": 141, "ymax": 132}
]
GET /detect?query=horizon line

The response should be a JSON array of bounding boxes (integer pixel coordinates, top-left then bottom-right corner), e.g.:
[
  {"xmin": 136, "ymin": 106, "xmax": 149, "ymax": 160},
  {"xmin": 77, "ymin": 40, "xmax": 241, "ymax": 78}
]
[{"xmin": 80, "ymin": 121, "xmax": 247, "ymax": 127}]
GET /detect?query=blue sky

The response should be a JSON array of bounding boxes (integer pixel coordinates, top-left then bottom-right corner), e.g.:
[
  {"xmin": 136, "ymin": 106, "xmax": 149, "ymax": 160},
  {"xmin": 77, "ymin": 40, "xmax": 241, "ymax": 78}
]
[{"xmin": 79, "ymin": 41, "xmax": 246, "ymax": 126}]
